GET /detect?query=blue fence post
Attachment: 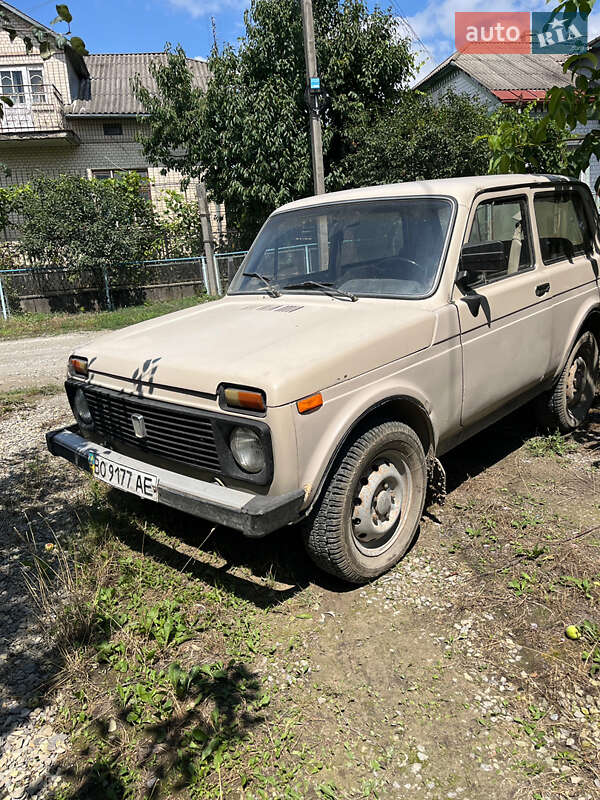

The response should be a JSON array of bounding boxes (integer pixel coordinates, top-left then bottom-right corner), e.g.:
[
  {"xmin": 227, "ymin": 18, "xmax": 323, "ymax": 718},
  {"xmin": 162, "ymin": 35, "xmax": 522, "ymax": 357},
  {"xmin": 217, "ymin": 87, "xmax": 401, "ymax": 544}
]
[
  {"xmin": 102, "ymin": 266, "xmax": 114, "ymax": 311},
  {"xmin": 0, "ymin": 275, "xmax": 8, "ymax": 320}
]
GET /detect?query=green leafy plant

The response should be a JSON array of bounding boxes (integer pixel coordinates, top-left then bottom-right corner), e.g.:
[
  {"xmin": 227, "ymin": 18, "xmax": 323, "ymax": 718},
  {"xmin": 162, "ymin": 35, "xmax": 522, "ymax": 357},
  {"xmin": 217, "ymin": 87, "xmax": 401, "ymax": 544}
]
[
  {"xmin": 134, "ymin": 600, "xmax": 194, "ymax": 648},
  {"xmin": 508, "ymin": 571, "xmax": 536, "ymax": 596}
]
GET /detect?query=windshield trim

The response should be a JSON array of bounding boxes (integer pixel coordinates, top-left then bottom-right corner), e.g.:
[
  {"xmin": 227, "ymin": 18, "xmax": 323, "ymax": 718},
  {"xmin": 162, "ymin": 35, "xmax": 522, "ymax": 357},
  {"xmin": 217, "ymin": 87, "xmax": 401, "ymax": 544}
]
[{"xmin": 228, "ymin": 194, "xmax": 458, "ymax": 301}]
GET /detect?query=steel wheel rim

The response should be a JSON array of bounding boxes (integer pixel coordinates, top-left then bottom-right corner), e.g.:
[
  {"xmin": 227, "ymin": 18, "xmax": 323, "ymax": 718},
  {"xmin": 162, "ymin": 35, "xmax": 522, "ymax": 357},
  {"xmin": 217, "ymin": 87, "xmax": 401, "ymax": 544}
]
[{"xmin": 350, "ymin": 448, "xmax": 412, "ymax": 557}]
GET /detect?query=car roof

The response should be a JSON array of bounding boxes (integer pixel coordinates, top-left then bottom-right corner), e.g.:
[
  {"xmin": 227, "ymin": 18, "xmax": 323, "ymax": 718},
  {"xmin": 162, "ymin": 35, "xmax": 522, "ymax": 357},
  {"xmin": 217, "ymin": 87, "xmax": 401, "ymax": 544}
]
[{"xmin": 273, "ymin": 174, "xmax": 579, "ymax": 214}]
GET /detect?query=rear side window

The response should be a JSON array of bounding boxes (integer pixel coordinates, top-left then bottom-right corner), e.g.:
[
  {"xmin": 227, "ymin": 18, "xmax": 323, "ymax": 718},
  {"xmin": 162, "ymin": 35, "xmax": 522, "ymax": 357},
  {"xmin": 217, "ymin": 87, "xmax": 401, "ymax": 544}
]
[
  {"xmin": 534, "ymin": 190, "xmax": 592, "ymax": 264},
  {"xmin": 467, "ymin": 196, "xmax": 531, "ymax": 282}
]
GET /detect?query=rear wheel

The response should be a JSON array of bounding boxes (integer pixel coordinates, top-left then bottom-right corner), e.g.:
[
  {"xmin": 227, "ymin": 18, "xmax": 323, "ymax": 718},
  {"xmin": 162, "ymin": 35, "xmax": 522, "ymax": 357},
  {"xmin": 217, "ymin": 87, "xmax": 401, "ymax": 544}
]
[
  {"xmin": 536, "ymin": 331, "xmax": 599, "ymax": 432},
  {"xmin": 303, "ymin": 422, "xmax": 427, "ymax": 584}
]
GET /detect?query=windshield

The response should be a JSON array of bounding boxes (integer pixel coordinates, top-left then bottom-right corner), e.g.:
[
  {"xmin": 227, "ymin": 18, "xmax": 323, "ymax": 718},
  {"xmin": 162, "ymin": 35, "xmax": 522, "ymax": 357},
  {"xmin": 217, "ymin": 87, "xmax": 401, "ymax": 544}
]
[{"xmin": 229, "ymin": 197, "xmax": 454, "ymax": 299}]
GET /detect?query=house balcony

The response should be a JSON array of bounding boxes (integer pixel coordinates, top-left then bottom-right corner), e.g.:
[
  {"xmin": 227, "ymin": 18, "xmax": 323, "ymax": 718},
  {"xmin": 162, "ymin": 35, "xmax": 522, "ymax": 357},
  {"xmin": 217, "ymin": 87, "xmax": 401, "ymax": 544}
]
[{"xmin": 0, "ymin": 84, "xmax": 80, "ymax": 146}]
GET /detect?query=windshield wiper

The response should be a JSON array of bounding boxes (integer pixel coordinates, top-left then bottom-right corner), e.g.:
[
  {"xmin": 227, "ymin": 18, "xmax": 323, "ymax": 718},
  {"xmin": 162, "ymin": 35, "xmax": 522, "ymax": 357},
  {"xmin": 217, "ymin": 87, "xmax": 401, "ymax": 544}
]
[
  {"xmin": 242, "ymin": 272, "xmax": 281, "ymax": 298},
  {"xmin": 283, "ymin": 280, "xmax": 358, "ymax": 302}
]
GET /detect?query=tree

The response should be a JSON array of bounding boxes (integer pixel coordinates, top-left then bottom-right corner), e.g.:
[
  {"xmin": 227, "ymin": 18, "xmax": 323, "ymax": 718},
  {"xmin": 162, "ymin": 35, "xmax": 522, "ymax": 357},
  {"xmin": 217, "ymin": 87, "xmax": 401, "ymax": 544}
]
[
  {"xmin": 482, "ymin": 104, "xmax": 569, "ymax": 175},
  {"xmin": 135, "ymin": 0, "xmax": 415, "ymax": 247},
  {"xmin": 343, "ymin": 92, "xmax": 494, "ymax": 187}
]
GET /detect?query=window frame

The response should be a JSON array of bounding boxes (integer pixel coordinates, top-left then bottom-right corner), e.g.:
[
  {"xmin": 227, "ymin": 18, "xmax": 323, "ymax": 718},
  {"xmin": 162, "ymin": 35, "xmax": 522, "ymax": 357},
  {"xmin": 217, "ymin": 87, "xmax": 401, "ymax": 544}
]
[
  {"xmin": 462, "ymin": 192, "xmax": 535, "ymax": 288},
  {"xmin": 533, "ymin": 186, "xmax": 594, "ymax": 266}
]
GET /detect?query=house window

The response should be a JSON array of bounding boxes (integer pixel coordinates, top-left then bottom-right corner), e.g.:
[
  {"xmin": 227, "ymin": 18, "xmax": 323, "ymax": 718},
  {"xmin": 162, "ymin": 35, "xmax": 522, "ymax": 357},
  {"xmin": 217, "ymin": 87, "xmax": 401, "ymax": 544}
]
[
  {"xmin": 0, "ymin": 66, "xmax": 46, "ymax": 104},
  {"xmin": 91, "ymin": 168, "xmax": 151, "ymax": 201},
  {"xmin": 103, "ymin": 122, "xmax": 123, "ymax": 136}
]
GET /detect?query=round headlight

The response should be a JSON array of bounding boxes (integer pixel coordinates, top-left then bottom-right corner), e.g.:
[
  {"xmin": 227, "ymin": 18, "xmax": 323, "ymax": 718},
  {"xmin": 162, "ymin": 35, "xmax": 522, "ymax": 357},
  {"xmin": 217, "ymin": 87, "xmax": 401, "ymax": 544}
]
[
  {"xmin": 73, "ymin": 388, "xmax": 93, "ymax": 429},
  {"xmin": 229, "ymin": 426, "xmax": 265, "ymax": 474}
]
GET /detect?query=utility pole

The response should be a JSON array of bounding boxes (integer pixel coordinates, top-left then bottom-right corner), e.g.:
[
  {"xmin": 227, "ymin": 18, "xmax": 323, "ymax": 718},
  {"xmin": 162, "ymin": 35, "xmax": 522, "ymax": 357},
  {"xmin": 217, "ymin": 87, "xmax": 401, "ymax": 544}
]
[
  {"xmin": 197, "ymin": 181, "xmax": 220, "ymax": 296},
  {"xmin": 300, "ymin": 0, "xmax": 325, "ymax": 196}
]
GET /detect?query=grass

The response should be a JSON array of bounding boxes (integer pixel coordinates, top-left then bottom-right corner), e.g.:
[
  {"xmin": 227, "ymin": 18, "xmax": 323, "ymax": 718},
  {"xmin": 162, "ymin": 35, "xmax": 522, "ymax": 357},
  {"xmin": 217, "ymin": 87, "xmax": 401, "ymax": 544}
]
[
  {"xmin": 0, "ymin": 383, "xmax": 61, "ymax": 418},
  {"xmin": 23, "ymin": 488, "xmax": 325, "ymax": 800},
  {"xmin": 0, "ymin": 294, "xmax": 213, "ymax": 340}
]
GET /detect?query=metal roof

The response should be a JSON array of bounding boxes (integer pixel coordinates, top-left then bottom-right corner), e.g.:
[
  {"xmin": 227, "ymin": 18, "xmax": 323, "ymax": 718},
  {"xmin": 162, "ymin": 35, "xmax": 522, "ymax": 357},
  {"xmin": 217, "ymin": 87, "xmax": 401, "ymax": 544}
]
[
  {"xmin": 66, "ymin": 53, "xmax": 209, "ymax": 116},
  {"xmin": 275, "ymin": 174, "xmax": 577, "ymax": 214},
  {"xmin": 415, "ymin": 50, "xmax": 570, "ymax": 94}
]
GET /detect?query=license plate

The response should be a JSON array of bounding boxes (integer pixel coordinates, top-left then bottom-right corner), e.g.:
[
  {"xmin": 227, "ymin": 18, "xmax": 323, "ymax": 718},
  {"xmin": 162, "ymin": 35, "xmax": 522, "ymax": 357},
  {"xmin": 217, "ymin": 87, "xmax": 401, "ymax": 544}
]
[{"xmin": 88, "ymin": 452, "xmax": 158, "ymax": 501}]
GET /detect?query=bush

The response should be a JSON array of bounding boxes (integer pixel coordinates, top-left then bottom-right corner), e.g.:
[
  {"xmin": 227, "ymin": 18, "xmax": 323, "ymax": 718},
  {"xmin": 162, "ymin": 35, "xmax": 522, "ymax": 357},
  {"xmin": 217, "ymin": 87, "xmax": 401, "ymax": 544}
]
[{"xmin": 17, "ymin": 173, "xmax": 160, "ymax": 283}]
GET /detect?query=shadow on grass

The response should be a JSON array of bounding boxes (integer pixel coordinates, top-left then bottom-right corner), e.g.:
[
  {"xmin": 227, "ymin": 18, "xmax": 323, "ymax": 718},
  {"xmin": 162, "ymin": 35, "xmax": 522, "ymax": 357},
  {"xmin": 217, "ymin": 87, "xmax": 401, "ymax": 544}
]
[{"xmin": 37, "ymin": 661, "xmax": 263, "ymax": 800}]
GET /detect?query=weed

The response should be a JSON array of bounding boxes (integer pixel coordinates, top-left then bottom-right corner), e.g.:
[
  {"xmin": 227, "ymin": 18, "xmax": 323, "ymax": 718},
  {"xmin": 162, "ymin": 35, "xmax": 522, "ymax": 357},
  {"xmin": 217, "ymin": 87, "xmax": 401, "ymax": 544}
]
[
  {"xmin": 559, "ymin": 575, "xmax": 595, "ymax": 600},
  {"xmin": 508, "ymin": 572, "xmax": 535, "ymax": 596},
  {"xmin": 513, "ymin": 542, "xmax": 549, "ymax": 561},
  {"xmin": 528, "ymin": 432, "xmax": 575, "ymax": 458}
]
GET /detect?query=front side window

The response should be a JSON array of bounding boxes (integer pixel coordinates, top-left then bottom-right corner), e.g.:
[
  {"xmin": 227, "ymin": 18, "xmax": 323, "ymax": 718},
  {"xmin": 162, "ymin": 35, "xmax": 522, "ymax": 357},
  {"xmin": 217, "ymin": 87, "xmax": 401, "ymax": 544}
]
[
  {"xmin": 467, "ymin": 196, "xmax": 532, "ymax": 283},
  {"xmin": 229, "ymin": 198, "xmax": 454, "ymax": 299},
  {"xmin": 534, "ymin": 190, "xmax": 592, "ymax": 264}
]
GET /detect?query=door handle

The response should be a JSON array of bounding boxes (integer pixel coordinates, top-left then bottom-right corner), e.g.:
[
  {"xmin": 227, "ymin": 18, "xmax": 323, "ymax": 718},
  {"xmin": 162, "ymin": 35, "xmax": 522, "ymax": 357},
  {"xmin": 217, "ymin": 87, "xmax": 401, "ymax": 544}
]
[{"xmin": 535, "ymin": 282, "xmax": 550, "ymax": 297}]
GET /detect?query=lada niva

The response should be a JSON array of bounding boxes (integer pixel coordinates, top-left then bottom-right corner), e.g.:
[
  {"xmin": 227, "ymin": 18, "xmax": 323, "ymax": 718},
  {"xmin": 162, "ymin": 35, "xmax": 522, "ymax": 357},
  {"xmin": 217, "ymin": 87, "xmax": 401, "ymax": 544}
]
[{"xmin": 47, "ymin": 175, "xmax": 600, "ymax": 583}]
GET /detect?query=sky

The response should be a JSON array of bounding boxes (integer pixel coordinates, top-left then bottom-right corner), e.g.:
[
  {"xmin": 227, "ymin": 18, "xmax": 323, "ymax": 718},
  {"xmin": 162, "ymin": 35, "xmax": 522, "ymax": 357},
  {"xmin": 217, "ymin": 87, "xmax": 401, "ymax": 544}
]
[{"xmin": 14, "ymin": 0, "xmax": 600, "ymax": 83}]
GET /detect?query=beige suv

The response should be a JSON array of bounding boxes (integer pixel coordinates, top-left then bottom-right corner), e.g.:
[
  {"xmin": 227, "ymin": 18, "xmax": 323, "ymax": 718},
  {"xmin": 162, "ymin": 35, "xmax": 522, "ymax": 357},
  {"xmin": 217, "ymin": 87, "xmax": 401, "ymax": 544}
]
[{"xmin": 47, "ymin": 175, "xmax": 600, "ymax": 583}]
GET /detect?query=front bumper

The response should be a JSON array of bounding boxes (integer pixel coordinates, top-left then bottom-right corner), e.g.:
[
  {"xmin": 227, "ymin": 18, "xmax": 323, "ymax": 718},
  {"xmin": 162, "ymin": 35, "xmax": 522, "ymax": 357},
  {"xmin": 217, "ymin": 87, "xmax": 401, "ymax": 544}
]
[{"xmin": 46, "ymin": 426, "xmax": 305, "ymax": 537}]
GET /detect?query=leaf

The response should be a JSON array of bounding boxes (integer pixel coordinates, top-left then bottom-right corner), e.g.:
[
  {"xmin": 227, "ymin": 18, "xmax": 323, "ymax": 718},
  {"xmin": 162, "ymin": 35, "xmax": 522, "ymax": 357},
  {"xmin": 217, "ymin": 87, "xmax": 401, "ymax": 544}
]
[
  {"xmin": 55, "ymin": 4, "xmax": 73, "ymax": 23},
  {"xmin": 0, "ymin": 96, "xmax": 13, "ymax": 108},
  {"xmin": 39, "ymin": 40, "xmax": 53, "ymax": 60},
  {"xmin": 69, "ymin": 36, "xmax": 88, "ymax": 56}
]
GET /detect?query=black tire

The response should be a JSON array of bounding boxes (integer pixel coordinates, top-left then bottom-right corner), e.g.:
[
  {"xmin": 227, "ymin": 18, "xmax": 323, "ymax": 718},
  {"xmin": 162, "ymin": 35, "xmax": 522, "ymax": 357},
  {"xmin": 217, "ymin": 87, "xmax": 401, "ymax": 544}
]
[
  {"xmin": 303, "ymin": 422, "xmax": 427, "ymax": 584},
  {"xmin": 536, "ymin": 331, "xmax": 599, "ymax": 433}
]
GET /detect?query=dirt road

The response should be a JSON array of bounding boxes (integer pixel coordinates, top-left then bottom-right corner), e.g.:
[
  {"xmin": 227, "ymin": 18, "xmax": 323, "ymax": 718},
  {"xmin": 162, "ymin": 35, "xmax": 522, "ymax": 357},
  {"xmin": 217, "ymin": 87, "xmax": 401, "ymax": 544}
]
[{"xmin": 0, "ymin": 332, "xmax": 93, "ymax": 390}]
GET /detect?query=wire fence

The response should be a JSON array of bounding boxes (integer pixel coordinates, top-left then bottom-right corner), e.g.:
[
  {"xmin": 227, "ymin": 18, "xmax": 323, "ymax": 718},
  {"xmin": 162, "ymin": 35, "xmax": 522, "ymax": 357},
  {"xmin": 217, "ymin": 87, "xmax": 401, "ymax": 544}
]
[{"xmin": 0, "ymin": 251, "xmax": 248, "ymax": 319}]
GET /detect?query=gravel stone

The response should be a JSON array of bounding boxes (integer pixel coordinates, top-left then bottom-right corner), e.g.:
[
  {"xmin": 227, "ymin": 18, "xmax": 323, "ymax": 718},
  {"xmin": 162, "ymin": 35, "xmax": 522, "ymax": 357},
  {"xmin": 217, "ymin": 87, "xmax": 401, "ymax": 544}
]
[{"xmin": 0, "ymin": 392, "xmax": 79, "ymax": 799}]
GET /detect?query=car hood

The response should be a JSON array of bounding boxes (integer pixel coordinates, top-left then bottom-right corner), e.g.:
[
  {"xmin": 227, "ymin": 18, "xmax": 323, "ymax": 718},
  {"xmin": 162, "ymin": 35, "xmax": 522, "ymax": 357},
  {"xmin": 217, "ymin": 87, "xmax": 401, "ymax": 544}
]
[{"xmin": 80, "ymin": 295, "xmax": 436, "ymax": 406}]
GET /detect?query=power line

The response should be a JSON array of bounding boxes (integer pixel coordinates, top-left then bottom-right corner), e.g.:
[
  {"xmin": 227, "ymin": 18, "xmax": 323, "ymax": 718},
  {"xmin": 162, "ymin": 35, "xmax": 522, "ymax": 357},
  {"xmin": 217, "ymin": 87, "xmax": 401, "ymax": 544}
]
[{"xmin": 388, "ymin": 0, "xmax": 435, "ymax": 63}]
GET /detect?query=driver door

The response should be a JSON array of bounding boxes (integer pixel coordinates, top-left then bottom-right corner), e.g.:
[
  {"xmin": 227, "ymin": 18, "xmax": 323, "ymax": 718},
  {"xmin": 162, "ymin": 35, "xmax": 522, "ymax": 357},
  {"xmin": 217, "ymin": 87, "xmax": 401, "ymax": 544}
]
[{"xmin": 453, "ymin": 190, "xmax": 553, "ymax": 430}]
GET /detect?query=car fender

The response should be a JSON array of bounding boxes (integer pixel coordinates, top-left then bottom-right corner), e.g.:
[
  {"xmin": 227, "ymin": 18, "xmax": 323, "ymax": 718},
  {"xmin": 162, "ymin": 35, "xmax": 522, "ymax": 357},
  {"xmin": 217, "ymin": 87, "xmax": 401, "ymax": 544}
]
[{"xmin": 294, "ymin": 379, "xmax": 436, "ymax": 511}]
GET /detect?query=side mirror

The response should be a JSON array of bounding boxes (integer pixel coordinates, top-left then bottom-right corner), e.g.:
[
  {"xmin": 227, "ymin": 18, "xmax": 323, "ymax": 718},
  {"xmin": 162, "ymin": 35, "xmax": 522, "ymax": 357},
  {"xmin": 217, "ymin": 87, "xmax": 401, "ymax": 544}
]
[{"xmin": 458, "ymin": 240, "xmax": 507, "ymax": 283}]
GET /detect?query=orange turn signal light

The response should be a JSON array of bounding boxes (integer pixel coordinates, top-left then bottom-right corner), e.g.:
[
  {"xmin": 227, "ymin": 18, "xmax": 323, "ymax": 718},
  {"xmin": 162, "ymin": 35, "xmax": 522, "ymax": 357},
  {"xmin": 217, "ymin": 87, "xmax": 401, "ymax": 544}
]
[
  {"xmin": 224, "ymin": 387, "xmax": 266, "ymax": 412},
  {"xmin": 68, "ymin": 355, "xmax": 88, "ymax": 377},
  {"xmin": 297, "ymin": 392, "xmax": 323, "ymax": 414}
]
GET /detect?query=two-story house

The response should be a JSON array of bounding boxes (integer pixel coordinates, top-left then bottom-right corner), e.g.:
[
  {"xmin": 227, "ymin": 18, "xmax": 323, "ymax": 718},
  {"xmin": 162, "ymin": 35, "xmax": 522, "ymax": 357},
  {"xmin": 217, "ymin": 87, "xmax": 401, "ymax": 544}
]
[{"xmin": 0, "ymin": 1, "xmax": 224, "ymax": 235}]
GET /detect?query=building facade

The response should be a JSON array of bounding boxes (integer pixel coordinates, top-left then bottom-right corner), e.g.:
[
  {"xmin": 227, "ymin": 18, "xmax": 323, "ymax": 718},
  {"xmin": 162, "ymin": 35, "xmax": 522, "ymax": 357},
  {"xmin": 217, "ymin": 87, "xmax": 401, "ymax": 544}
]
[{"xmin": 0, "ymin": 2, "xmax": 225, "ymax": 237}]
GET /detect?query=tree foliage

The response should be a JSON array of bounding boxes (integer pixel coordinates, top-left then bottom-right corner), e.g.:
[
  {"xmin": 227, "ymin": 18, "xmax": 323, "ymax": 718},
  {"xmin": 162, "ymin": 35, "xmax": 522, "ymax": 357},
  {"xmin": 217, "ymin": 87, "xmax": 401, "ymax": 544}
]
[
  {"xmin": 344, "ymin": 92, "xmax": 494, "ymax": 187},
  {"xmin": 16, "ymin": 174, "xmax": 158, "ymax": 276},
  {"xmin": 482, "ymin": 104, "xmax": 569, "ymax": 175},
  {"xmin": 135, "ymin": 0, "xmax": 415, "ymax": 247}
]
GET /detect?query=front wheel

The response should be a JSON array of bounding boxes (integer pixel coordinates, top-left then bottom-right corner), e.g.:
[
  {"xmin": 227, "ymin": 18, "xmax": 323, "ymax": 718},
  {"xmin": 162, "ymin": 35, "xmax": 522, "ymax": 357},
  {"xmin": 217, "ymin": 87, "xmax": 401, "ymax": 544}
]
[
  {"xmin": 303, "ymin": 422, "xmax": 427, "ymax": 584},
  {"xmin": 536, "ymin": 331, "xmax": 599, "ymax": 433}
]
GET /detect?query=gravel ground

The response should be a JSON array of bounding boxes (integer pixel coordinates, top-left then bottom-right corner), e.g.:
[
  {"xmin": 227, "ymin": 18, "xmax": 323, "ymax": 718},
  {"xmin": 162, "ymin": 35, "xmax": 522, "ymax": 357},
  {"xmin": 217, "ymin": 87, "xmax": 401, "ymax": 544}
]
[
  {"xmin": 0, "ymin": 392, "xmax": 79, "ymax": 800},
  {"xmin": 0, "ymin": 333, "xmax": 94, "ymax": 391}
]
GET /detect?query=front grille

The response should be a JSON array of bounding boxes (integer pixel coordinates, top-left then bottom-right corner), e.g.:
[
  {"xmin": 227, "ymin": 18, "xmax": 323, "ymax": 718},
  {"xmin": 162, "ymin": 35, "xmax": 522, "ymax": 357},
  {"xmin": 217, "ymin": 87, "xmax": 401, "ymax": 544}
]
[{"xmin": 82, "ymin": 386, "xmax": 222, "ymax": 474}]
